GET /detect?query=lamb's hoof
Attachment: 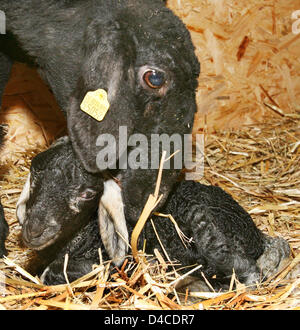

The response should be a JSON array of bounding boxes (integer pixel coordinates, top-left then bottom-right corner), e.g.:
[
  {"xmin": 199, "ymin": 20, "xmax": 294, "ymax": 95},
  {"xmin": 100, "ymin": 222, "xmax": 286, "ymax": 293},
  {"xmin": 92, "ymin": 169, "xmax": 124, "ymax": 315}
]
[
  {"xmin": 174, "ymin": 275, "xmax": 213, "ymax": 303},
  {"xmin": 175, "ymin": 275, "xmax": 212, "ymax": 293},
  {"xmin": 257, "ymin": 236, "xmax": 290, "ymax": 279}
]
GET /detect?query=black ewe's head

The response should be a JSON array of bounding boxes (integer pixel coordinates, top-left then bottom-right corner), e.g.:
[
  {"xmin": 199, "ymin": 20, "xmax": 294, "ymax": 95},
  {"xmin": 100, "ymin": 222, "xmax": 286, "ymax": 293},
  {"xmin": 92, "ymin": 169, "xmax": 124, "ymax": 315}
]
[
  {"xmin": 16, "ymin": 138, "xmax": 103, "ymax": 250},
  {"xmin": 67, "ymin": 2, "xmax": 200, "ymax": 223}
]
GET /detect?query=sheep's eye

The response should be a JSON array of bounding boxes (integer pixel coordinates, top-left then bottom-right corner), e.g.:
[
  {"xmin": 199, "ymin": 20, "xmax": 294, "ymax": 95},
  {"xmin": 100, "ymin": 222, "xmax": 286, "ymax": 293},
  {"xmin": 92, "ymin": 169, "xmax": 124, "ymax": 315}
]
[
  {"xmin": 79, "ymin": 189, "xmax": 97, "ymax": 200},
  {"xmin": 143, "ymin": 70, "xmax": 165, "ymax": 89}
]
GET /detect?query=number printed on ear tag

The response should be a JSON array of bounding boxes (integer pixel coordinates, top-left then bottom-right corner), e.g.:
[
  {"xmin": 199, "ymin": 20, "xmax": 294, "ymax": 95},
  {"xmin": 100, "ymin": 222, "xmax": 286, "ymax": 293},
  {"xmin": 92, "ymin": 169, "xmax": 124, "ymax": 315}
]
[{"xmin": 80, "ymin": 89, "xmax": 110, "ymax": 121}]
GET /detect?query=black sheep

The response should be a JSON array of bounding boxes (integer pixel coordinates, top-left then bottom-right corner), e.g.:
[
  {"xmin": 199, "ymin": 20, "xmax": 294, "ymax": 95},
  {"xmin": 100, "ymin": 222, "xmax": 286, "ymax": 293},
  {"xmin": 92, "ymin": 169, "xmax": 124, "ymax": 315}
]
[
  {"xmin": 0, "ymin": 0, "xmax": 200, "ymax": 230},
  {"xmin": 16, "ymin": 137, "xmax": 128, "ymax": 273}
]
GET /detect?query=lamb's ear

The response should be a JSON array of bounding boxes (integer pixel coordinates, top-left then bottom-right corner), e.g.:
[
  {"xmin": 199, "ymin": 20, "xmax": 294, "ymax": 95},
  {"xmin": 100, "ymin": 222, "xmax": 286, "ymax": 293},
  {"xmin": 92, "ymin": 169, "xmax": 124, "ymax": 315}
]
[
  {"xmin": 98, "ymin": 179, "xmax": 129, "ymax": 267},
  {"xmin": 67, "ymin": 21, "xmax": 136, "ymax": 173},
  {"xmin": 16, "ymin": 173, "xmax": 31, "ymax": 225}
]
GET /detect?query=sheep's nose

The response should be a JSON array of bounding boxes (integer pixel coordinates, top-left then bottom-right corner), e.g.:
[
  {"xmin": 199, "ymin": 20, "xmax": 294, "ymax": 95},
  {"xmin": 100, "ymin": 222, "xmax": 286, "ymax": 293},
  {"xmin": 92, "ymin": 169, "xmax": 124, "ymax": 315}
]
[
  {"xmin": 25, "ymin": 221, "xmax": 44, "ymax": 239},
  {"xmin": 22, "ymin": 217, "xmax": 61, "ymax": 250},
  {"xmin": 29, "ymin": 227, "xmax": 44, "ymax": 239}
]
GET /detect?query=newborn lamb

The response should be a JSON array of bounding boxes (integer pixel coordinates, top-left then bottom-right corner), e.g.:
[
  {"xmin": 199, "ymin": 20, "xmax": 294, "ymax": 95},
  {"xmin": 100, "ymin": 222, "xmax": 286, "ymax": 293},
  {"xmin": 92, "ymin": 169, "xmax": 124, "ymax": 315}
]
[
  {"xmin": 40, "ymin": 181, "xmax": 290, "ymax": 287},
  {"xmin": 16, "ymin": 137, "xmax": 128, "ymax": 274},
  {"xmin": 18, "ymin": 137, "xmax": 290, "ymax": 288}
]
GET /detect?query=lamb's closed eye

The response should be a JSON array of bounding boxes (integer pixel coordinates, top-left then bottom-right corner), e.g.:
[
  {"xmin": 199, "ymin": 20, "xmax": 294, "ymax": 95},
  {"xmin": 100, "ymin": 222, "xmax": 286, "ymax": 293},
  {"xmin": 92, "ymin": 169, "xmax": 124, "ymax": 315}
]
[{"xmin": 78, "ymin": 189, "xmax": 98, "ymax": 201}]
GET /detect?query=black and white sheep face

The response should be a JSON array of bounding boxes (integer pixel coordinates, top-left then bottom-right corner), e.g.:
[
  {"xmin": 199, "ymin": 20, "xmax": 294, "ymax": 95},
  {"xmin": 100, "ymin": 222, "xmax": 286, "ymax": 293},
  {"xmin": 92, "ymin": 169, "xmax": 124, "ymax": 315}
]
[{"xmin": 16, "ymin": 140, "xmax": 103, "ymax": 251}]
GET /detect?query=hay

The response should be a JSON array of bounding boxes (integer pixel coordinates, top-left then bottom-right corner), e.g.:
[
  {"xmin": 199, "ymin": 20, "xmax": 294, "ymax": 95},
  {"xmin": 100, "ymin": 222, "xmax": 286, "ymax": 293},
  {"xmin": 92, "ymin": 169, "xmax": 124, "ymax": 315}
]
[{"xmin": 0, "ymin": 117, "xmax": 299, "ymax": 310}]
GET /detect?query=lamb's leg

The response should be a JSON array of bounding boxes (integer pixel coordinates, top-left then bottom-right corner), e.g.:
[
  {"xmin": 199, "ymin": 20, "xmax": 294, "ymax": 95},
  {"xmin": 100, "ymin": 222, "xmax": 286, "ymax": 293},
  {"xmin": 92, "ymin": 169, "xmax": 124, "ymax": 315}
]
[
  {"xmin": 38, "ymin": 219, "xmax": 105, "ymax": 286},
  {"xmin": 40, "ymin": 257, "xmax": 95, "ymax": 285},
  {"xmin": 257, "ymin": 236, "xmax": 291, "ymax": 280},
  {"xmin": 235, "ymin": 236, "xmax": 291, "ymax": 286},
  {"xmin": 0, "ymin": 52, "xmax": 12, "ymax": 107},
  {"xmin": 230, "ymin": 256, "xmax": 261, "ymax": 288},
  {"xmin": 175, "ymin": 275, "xmax": 213, "ymax": 293}
]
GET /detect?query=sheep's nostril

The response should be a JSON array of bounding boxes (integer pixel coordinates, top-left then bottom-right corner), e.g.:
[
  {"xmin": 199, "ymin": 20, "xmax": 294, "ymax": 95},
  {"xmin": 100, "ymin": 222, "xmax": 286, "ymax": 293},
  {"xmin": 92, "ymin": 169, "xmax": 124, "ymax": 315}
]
[
  {"xmin": 24, "ymin": 222, "xmax": 44, "ymax": 240},
  {"xmin": 30, "ymin": 228, "xmax": 44, "ymax": 239}
]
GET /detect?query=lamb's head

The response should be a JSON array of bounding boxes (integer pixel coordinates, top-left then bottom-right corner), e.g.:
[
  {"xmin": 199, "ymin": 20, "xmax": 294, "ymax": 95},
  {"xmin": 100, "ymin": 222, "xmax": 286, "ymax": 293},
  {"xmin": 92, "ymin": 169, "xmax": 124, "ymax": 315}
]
[
  {"xmin": 16, "ymin": 137, "xmax": 104, "ymax": 250},
  {"xmin": 16, "ymin": 137, "xmax": 129, "ymax": 266}
]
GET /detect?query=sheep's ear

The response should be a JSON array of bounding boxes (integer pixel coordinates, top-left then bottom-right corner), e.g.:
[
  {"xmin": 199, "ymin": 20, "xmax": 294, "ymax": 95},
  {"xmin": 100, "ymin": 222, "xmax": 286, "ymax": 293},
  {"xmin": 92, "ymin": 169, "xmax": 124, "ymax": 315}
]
[
  {"xmin": 16, "ymin": 173, "xmax": 31, "ymax": 225},
  {"xmin": 98, "ymin": 179, "xmax": 129, "ymax": 266}
]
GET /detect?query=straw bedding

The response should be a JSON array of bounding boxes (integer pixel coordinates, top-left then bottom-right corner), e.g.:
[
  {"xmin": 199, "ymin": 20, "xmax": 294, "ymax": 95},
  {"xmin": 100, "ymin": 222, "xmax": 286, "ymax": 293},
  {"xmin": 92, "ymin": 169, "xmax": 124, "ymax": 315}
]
[
  {"xmin": 0, "ymin": 0, "xmax": 299, "ymax": 310},
  {"xmin": 0, "ymin": 116, "xmax": 299, "ymax": 310}
]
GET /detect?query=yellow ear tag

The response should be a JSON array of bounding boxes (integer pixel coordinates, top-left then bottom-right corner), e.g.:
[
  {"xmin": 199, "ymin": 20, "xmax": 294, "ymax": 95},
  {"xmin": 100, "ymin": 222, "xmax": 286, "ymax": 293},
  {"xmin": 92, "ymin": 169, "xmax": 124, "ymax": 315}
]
[{"xmin": 80, "ymin": 89, "xmax": 110, "ymax": 121}]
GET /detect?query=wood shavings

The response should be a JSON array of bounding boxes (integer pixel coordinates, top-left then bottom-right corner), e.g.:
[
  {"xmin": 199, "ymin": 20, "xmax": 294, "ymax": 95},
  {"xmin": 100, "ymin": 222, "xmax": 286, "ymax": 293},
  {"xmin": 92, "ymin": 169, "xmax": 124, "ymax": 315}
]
[{"xmin": 167, "ymin": 0, "xmax": 300, "ymax": 130}]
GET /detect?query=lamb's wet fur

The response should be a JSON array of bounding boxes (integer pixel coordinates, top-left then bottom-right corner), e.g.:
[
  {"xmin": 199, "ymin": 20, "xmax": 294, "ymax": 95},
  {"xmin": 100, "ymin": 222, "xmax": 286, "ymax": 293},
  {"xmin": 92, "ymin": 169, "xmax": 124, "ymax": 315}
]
[
  {"xmin": 16, "ymin": 138, "xmax": 104, "ymax": 274},
  {"xmin": 143, "ymin": 181, "xmax": 290, "ymax": 288},
  {"xmin": 21, "ymin": 138, "xmax": 290, "ymax": 288},
  {"xmin": 40, "ymin": 213, "xmax": 109, "ymax": 285}
]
